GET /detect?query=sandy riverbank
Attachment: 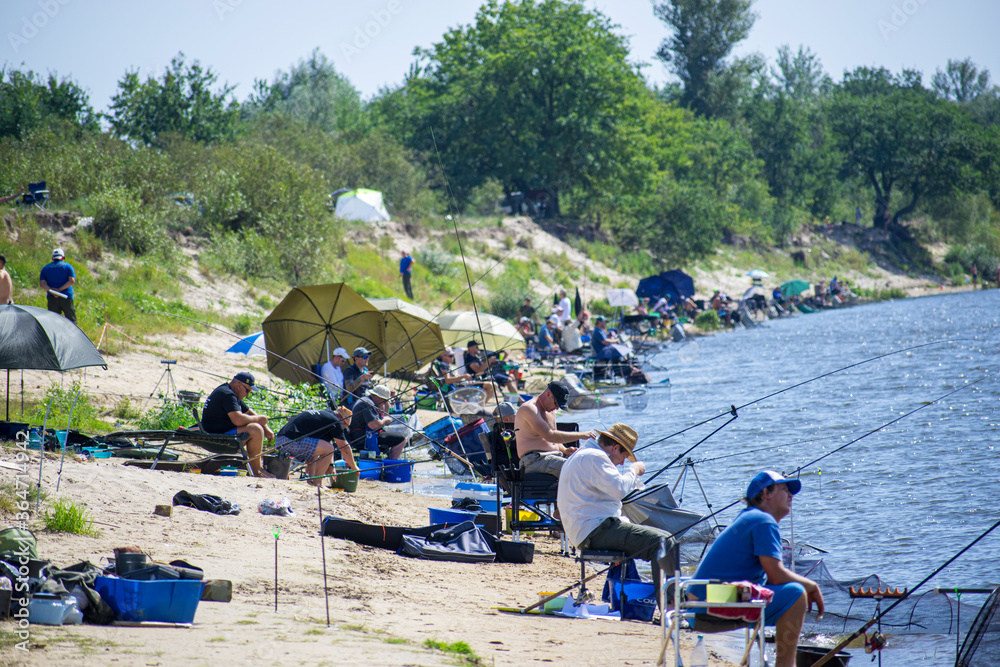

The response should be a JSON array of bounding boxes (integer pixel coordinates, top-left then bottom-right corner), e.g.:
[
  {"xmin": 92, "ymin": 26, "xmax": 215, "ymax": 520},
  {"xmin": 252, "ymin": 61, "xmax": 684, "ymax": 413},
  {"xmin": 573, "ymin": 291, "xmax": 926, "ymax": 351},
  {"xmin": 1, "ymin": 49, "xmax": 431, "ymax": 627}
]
[{"xmin": 0, "ymin": 452, "xmax": 742, "ymax": 667}]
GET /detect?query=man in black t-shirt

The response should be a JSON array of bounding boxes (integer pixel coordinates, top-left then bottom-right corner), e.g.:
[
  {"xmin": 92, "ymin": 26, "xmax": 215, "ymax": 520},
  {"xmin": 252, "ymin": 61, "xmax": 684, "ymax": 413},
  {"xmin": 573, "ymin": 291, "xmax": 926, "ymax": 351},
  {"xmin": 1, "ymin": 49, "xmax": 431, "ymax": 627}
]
[
  {"xmin": 464, "ymin": 340, "xmax": 518, "ymax": 395},
  {"xmin": 276, "ymin": 407, "xmax": 355, "ymax": 485},
  {"xmin": 347, "ymin": 385, "xmax": 406, "ymax": 459},
  {"xmin": 342, "ymin": 346, "xmax": 375, "ymax": 407},
  {"xmin": 201, "ymin": 372, "xmax": 274, "ymax": 477}
]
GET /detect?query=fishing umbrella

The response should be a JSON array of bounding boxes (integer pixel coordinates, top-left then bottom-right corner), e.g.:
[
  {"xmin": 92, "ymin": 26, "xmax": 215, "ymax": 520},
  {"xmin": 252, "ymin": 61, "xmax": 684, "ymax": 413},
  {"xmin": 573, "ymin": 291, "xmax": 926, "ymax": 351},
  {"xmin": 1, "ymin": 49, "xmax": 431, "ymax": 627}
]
[
  {"xmin": 780, "ymin": 279, "xmax": 811, "ymax": 298},
  {"xmin": 225, "ymin": 331, "xmax": 267, "ymax": 357},
  {"xmin": 606, "ymin": 288, "xmax": 640, "ymax": 308},
  {"xmin": 435, "ymin": 311, "xmax": 526, "ymax": 352},
  {"xmin": 574, "ymin": 287, "xmax": 583, "ymax": 319},
  {"xmin": 0, "ymin": 304, "xmax": 108, "ymax": 419},
  {"xmin": 366, "ymin": 298, "xmax": 446, "ymax": 373},
  {"xmin": 746, "ymin": 269, "xmax": 770, "ymax": 280},
  {"xmin": 262, "ymin": 284, "xmax": 386, "ymax": 385}
]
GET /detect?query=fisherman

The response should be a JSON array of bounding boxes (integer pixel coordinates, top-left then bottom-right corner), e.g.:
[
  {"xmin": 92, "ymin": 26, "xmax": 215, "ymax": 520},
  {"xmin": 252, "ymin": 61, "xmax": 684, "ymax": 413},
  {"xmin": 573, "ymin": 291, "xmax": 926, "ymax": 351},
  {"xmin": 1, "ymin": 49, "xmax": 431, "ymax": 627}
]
[
  {"xmin": 431, "ymin": 347, "xmax": 496, "ymax": 402},
  {"xmin": 342, "ymin": 347, "xmax": 375, "ymax": 407},
  {"xmin": 557, "ymin": 422, "xmax": 676, "ymax": 590},
  {"xmin": 275, "ymin": 407, "xmax": 356, "ymax": 484},
  {"xmin": 346, "ymin": 384, "xmax": 406, "ymax": 459},
  {"xmin": 514, "ymin": 381, "xmax": 596, "ymax": 477},
  {"xmin": 201, "ymin": 372, "xmax": 275, "ymax": 478},
  {"xmin": 320, "ymin": 347, "xmax": 349, "ymax": 403},
  {"xmin": 692, "ymin": 471, "xmax": 825, "ymax": 667},
  {"xmin": 464, "ymin": 340, "xmax": 519, "ymax": 396},
  {"xmin": 556, "ymin": 288, "xmax": 572, "ymax": 325},
  {"xmin": 39, "ymin": 248, "xmax": 76, "ymax": 322}
]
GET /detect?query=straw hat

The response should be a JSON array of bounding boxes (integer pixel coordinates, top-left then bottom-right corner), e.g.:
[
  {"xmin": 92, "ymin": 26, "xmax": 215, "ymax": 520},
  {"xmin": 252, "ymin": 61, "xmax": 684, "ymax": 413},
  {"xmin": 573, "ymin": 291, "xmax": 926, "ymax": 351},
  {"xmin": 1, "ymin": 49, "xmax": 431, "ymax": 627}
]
[{"xmin": 597, "ymin": 423, "xmax": 638, "ymax": 462}]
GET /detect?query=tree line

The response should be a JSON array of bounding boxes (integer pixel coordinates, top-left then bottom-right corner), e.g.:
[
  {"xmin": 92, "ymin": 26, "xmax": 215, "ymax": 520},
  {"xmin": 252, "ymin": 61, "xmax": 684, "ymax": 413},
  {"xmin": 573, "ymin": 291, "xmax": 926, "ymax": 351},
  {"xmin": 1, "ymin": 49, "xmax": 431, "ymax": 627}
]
[{"xmin": 2, "ymin": 0, "xmax": 998, "ymax": 281}]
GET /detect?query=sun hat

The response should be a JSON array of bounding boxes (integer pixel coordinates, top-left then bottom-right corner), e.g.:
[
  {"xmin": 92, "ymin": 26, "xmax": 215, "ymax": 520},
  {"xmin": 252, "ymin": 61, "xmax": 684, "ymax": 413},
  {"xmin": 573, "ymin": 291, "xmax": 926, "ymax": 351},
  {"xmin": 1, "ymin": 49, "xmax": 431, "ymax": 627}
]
[
  {"xmin": 233, "ymin": 371, "xmax": 255, "ymax": 388},
  {"xmin": 52, "ymin": 248, "xmax": 65, "ymax": 260},
  {"xmin": 368, "ymin": 385, "xmax": 392, "ymax": 401},
  {"xmin": 353, "ymin": 346, "xmax": 370, "ymax": 357},
  {"xmin": 546, "ymin": 381, "xmax": 569, "ymax": 409},
  {"xmin": 333, "ymin": 347, "xmax": 349, "ymax": 358},
  {"xmin": 596, "ymin": 423, "xmax": 638, "ymax": 462},
  {"xmin": 746, "ymin": 470, "xmax": 801, "ymax": 500}
]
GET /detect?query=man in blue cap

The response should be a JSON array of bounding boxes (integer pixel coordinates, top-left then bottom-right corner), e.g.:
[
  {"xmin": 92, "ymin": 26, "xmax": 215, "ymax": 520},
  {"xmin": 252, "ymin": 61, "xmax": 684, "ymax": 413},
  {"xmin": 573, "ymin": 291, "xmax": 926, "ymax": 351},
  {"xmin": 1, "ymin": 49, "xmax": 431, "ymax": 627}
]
[
  {"xmin": 202, "ymin": 372, "xmax": 274, "ymax": 478},
  {"xmin": 693, "ymin": 471, "xmax": 824, "ymax": 667}
]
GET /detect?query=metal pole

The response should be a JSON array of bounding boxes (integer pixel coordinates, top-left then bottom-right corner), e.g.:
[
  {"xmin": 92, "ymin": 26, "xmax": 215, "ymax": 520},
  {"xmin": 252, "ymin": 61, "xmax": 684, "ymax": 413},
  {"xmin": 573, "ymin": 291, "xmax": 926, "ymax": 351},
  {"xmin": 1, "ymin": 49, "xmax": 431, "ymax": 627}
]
[
  {"xmin": 317, "ymin": 485, "xmax": 330, "ymax": 627},
  {"xmin": 36, "ymin": 398, "xmax": 54, "ymax": 514}
]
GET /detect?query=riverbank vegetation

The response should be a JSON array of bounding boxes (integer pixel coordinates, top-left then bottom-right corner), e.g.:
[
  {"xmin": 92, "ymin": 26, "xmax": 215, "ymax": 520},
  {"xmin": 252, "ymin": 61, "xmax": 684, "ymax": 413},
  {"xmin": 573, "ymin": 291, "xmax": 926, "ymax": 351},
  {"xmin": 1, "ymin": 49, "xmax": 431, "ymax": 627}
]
[{"xmin": 2, "ymin": 0, "xmax": 998, "ymax": 321}]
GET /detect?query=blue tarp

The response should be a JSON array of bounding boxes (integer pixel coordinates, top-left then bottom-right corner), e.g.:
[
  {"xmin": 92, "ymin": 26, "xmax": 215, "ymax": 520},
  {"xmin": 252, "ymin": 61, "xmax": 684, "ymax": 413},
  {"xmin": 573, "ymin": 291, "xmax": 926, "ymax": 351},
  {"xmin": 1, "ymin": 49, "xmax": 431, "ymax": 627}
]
[{"xmin": 636, "ymin": 270, "xmax": 695, "ymax": 305}]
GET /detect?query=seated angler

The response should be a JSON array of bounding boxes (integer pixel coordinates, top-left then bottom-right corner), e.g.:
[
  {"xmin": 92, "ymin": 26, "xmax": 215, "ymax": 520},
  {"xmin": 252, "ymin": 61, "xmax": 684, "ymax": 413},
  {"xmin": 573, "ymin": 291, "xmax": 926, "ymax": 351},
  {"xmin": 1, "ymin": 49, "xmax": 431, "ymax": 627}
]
[
  {"xmin": 201, "ymin": 372, "xmax": 274, "ymax": 478},
  {"xmin": 346, "ymin": 385, "xmax": 406, "ymax": 460}
]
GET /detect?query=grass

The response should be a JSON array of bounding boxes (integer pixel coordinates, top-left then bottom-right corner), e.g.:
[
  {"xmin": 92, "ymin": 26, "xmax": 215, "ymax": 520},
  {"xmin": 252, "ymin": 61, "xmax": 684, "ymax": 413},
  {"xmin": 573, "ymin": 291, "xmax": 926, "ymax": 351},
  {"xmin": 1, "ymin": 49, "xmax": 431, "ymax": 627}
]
[
  {"xmin": 44, "ymin": 497, "xmax": 99, "ymax": 536},
  {"xmin": 0, "ymin": 478, "xmax": 45, "ymax": 516},
  {"xmin": 423, "ymin": 639, "xmax": 482, "ymax": 665}
]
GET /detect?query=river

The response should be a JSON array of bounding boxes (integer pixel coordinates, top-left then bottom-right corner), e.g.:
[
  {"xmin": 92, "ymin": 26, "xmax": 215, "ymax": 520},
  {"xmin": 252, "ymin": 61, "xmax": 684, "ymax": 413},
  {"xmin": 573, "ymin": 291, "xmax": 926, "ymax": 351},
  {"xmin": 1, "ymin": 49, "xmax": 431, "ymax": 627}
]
[{"xmin": 576, "ymin": 289, "xmax": 999, "ymax": 665}]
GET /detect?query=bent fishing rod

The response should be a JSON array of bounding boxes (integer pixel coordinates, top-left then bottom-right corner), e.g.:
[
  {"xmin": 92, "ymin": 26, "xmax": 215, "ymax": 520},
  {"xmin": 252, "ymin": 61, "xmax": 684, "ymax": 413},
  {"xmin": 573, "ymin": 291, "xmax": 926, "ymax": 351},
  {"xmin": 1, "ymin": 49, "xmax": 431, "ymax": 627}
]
[
  {"xmin": 810, "ymin": 515, "xmax": 1000, "ymax": 667},
  {"xmin": 633, "ymin": 340, "xmax": 962, "ymax": 455}
]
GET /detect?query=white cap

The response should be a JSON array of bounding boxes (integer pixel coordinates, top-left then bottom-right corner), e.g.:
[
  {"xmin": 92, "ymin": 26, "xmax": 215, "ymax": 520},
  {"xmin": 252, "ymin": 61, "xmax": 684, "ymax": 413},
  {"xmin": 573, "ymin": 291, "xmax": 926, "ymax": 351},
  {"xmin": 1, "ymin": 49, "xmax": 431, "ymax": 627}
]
[{"xmin": 332, "ymin": 347, "xmax": 349, "ymax": 358}]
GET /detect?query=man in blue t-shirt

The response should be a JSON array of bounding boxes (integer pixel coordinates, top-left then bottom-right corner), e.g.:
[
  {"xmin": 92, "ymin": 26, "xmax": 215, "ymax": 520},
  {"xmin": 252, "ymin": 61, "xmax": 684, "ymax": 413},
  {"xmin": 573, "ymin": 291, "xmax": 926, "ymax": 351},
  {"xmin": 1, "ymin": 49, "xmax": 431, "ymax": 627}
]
[
  {"xmin": 399, "ymin": 250, "xmax": 415, "ymax": 300},
  {"xmin": 694, "ymin": 471, "xmax": 824, "ymax": 667},
  {"xmin": 38, "ymin": 248, "xmax": 77, "ymax": 323}
]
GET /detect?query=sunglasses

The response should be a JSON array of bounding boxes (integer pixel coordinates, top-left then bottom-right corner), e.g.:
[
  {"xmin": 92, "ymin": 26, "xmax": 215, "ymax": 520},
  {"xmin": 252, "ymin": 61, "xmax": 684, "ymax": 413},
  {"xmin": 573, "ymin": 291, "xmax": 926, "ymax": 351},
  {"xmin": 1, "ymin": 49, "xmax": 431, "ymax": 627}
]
[{"xmin": 357, "ymin": 354, "xmax": 370, "ymax": 359}]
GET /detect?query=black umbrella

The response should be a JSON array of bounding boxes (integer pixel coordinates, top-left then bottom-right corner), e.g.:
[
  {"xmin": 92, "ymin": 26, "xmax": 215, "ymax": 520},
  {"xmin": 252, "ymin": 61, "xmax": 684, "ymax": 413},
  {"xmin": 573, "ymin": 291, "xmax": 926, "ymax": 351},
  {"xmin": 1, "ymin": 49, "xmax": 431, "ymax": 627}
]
[
  {"xmin": 574, "ymin": 287, "xmax": 583, "ymax": 319},
  {"xmin": 0, "ymin": 304, "xmax": 107, "ymax": 419}
]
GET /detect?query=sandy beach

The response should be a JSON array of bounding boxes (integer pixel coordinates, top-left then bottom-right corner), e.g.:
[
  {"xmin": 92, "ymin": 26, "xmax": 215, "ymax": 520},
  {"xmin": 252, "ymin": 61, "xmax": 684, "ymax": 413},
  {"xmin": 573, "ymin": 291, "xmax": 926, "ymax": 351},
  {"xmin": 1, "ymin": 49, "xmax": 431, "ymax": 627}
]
[{"xmin": 0, "ymin": 449, "xmax": 743, "ymax": 667}]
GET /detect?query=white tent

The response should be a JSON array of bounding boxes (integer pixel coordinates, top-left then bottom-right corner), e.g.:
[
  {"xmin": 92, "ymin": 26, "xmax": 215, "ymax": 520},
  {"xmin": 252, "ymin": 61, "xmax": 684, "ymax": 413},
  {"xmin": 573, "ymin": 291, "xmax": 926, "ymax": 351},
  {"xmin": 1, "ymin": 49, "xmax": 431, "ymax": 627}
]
[{"xmin": 333, "ymin": 188, "xmax": 390, "ymax": 222}]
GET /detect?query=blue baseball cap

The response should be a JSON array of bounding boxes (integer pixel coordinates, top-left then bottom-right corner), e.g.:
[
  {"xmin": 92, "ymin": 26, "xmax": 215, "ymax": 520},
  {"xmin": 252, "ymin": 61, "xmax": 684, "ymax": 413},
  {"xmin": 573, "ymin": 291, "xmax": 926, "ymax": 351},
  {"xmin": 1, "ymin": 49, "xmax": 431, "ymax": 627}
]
[
  {"xmin": 233, "ymin": 371, "xmax": 256, "ymax": 387},
  {"xmin": 746, "ymin": 470, "xmax": 801, "ymax": 500}
]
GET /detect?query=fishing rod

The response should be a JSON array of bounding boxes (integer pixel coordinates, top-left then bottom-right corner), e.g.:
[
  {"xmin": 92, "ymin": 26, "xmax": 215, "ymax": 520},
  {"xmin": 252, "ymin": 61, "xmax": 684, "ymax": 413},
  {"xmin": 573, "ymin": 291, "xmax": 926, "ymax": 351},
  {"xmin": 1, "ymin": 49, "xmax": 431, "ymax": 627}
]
[
  {"xmin": 637, "ymin": 407, "xmax": 739, "ymax": 489},
  {"xmin": 810, "ymin": 515, "xmax": 1000, "ymax": 667},
  {"xmin": 633, "ymin": 340, "xmax": 960, "ymax": 454}
]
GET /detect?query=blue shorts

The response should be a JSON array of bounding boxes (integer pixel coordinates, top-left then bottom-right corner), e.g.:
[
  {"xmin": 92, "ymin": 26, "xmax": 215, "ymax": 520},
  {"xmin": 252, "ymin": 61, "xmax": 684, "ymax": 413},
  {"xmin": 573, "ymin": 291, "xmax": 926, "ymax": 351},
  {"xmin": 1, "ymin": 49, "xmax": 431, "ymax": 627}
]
[
  {"xmin": 276, "ymin": 435, "xmax": 322, "ymax": 463},
  {"xmin": 763, "ymin": 582, "xmax": 805, "ymax": 625}
]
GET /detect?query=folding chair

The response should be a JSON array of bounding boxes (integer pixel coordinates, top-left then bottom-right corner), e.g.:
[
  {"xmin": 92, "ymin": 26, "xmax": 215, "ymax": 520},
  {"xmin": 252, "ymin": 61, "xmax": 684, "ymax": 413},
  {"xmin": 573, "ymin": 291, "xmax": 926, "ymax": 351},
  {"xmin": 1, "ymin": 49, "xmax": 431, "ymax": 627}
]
[
  {"xmin": 21, "ymin": 182, "xmax": 49, "ymax": 211},
  {"xmin": 659, "ymin": 573, "xmax": 767, "ymax": 667}
]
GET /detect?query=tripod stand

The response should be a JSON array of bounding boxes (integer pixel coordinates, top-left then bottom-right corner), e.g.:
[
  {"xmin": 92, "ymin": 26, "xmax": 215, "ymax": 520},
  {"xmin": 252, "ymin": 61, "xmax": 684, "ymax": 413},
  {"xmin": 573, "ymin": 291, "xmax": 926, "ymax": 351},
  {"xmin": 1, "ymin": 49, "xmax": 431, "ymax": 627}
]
[{"xmin": 151, "ymin": 360, "xmax": 179, "ymax": 399}]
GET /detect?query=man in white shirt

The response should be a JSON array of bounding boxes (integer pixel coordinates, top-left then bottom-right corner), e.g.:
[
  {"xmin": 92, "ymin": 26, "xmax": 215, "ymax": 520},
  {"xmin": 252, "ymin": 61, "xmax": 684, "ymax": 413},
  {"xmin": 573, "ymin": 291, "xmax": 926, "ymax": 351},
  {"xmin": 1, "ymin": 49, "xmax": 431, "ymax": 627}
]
[
  {"xmin": 558, "ymin": 422, "xmax": 676, "ymax": 587},
  {"xmin": 321, "ymin": 347, "xmax": 349, "ymax": 402},
  {"xmin": 557, "ymin": 288, "xmax": 573, "ymax": 325}
]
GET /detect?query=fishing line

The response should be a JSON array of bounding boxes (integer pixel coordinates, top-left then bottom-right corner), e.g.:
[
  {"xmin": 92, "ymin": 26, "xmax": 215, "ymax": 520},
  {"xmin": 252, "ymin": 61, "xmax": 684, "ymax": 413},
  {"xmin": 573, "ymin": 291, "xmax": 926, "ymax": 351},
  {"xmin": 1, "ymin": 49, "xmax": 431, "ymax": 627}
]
[
  {"xmin": 639, "ymin": 408, "xmax": 739, "ymax": 488},
  {"xmin": 633, "ymin": 340, "xmax": 961, "ymax": 454}
]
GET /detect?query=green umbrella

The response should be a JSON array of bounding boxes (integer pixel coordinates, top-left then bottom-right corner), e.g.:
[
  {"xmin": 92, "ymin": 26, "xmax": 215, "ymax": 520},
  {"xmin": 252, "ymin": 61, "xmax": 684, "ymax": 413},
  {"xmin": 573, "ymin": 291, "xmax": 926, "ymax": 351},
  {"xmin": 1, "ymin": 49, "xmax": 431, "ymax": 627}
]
[
  {"xmin": 263, "ymin": 284, "xmax": 386, "ymax": 385},
  {"xmin": 366, "ymin": 298, "xmax": 446, "ymax": 373},
  {"xmin": 780, "ymin": 279, "xmax": 811, "ymax": 298}
]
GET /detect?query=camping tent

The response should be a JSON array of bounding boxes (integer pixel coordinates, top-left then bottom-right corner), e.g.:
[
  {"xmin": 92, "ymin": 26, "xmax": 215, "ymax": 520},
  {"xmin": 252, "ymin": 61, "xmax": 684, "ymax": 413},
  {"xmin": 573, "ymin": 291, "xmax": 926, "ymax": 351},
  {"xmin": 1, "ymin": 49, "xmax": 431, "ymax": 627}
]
[
  {"xmin": 636, "ymin": 269, "xmax": 695, "ymax": 306},
  {"xmin": 333, "ymin": 188, "xmax": 390, "ymax": 223}
]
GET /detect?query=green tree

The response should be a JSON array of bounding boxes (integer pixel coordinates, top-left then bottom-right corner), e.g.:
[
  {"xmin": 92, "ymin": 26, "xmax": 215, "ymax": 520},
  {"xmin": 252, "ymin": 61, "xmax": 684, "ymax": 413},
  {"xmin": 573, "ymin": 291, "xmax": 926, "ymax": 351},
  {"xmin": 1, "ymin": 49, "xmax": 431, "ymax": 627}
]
[
  {"xmin": 932, "ymin": 58, "xmax": 991, "ymax": 102},
  {"xmin": 108, "ymin": 53, "xmax": 240, "ymax": 147},
  {"xmin": 0, "ymin": 67, "xmax": 97, "ymax": 139},
  {"xmin": 245, "ymin": 49, "xmax": 364, "ymax": 134},
  {"xmin": 829, "ymin": 67, "xmax": 982, "ymax": 227},
  {"xmin": 374, "ymin": 0, "xmax": 652, "ymax": 215},
  {"xmin": 653, "ymin": 0, "xmax": 756, "ymax": 118}
]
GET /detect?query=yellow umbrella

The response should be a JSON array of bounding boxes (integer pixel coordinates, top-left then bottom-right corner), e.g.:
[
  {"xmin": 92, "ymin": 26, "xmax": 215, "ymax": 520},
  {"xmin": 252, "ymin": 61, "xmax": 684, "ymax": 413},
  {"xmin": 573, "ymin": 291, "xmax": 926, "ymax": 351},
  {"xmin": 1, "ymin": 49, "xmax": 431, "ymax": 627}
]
[
  {"xmin": 435, "ymin": 311, "xmax": 526, "ymax": 352},
  {"xmin": 262, "ymin": 284, "xmax": 386, "ymax": 385},
  {"xmin": 366, "ymin": 298, "xmax": 446, "ymax": 373}
]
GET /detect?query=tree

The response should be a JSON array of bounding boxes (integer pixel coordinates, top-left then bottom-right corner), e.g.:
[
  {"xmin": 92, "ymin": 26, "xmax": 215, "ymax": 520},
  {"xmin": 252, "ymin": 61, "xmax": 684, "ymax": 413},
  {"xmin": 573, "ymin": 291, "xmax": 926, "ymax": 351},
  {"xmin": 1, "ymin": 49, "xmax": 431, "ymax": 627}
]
[
  {"xmin": 373, "ymin": 0, "xmax": 652, "ymax": 215},
  {"xmin": 830, "ymin": 67, "xmax": 981, "ymax": 228},
  {"xmin": 653, "ymin": 0, "xmax": 756, "ymax": 118},
  {"xmin": 108, "ymin": 53, "xmax": 240, "ymax": 147},
  {"xmin": 932, "ymin": 58, "xmax": 991, "ymax": 102},
  {"xmin": 772, "ymin": 45, "xmax": 830, "ymax": 102},
  {"xmin": 245, "ymin": 49, "xmax": 364, "ymax": 134},
  {"xmin": 0, "ymin": 67, "xmax": 97, "ymax": 139}
]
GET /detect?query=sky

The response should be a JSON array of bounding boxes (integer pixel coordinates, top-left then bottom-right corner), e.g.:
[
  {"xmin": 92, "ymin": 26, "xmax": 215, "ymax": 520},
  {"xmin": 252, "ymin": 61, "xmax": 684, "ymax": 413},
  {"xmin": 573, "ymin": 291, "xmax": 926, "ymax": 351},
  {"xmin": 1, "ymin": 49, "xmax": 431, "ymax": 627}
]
[{"xmin": 3, "ymin": 0, "xmax": 999, "ymax": 111}]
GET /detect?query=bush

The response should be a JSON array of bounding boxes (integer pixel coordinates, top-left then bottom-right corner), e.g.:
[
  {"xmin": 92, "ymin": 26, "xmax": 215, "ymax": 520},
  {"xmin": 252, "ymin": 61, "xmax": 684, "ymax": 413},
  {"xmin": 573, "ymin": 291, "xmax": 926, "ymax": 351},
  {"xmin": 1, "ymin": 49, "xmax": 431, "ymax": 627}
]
[
  {"xmin": 139, "ymin": 399, "xmax": 193, "ymax": 430},
  {"xmin": 90, "ymin": 185, "xmax": 168, "ymax": 255},
  {"xmin": 232, "ymin": 312, "xmax": 256, "ymax": 335},
  {"xmin": 694, "ymin": 310, "xmax": 720, "ymax": 331},
  {"xmin": 44, "ymin": 497, "xmax": 98, "ymax": 536},
  {"xmin": 466, "ymin": 178, "xmax": 503, "ymax": 216},
  {"xmin": 414, "ymin": 246, "xmax": 459, "ymax": 278}
]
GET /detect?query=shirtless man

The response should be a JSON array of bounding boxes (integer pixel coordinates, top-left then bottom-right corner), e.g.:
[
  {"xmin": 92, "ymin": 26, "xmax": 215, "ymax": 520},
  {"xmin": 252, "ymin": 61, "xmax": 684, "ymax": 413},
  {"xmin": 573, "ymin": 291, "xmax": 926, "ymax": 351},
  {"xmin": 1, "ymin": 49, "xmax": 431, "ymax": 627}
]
[
  {"xmin": 514, "ymin": 381, "xmax": 597, "ymax": 477},
  {"xmin": 0, "ymin": 254, "xmax": 12, "ymax": 304}
]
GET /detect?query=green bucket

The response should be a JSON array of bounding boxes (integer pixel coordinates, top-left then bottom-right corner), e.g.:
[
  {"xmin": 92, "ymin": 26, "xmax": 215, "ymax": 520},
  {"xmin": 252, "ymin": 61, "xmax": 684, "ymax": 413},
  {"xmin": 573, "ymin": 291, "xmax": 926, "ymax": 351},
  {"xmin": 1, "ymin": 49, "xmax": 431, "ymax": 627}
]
[{"xmin": 332, "ymin": 469, "xmax": 359, "ymax": 493}]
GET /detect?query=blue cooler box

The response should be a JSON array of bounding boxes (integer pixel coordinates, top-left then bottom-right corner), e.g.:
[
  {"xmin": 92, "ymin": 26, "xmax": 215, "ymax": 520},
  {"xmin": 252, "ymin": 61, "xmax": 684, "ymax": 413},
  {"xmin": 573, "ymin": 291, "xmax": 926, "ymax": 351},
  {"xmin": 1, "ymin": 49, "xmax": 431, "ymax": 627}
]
[
  {"xmin": 95, "ymin": 576, "xmax": 205, "ymax": 623},
  {"xmin": 423, "ymin": 417, "xmax": 462, "ymax": 443},
  {"xmin": 453, "ymin": 481, "xmax": 500, "ymax": 513}
]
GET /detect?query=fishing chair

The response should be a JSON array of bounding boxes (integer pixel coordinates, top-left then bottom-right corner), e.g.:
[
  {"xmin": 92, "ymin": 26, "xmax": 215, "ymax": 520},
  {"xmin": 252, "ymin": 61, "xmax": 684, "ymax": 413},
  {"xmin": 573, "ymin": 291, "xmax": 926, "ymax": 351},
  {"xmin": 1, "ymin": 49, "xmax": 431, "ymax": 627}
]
[
  {"xmin": 20, "ymin": 181, "xmax": 49, "ymax": 211},
  {"xmin": 658, "ymin": 573, "xmax": 766, "ymax": 667}
]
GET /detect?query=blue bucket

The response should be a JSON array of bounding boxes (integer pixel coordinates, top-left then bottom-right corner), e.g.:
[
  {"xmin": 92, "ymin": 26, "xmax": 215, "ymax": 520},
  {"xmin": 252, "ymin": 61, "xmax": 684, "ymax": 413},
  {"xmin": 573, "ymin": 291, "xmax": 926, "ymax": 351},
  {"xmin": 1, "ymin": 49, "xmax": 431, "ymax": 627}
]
[
  {"xmin": 381, "ymin": 459, "xmax": 414, "ymax": 483},
  {"xmin": 358, "ymin": 459, "xmax": 382, "ymax": 480}
]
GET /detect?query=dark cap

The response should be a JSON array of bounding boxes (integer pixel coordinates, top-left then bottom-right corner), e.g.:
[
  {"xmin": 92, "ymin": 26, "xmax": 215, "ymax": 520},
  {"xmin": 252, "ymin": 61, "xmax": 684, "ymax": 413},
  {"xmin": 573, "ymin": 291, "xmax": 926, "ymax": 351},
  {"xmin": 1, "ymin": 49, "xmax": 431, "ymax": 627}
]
[
  {"xmin": 467, "ymin": 340, "xmax": 480, "ymax": 348},
  {"xmin": 546, "ymin": 381, "xmax": 569, "ymax": 408},
  {"xmin": 234, "ymin": 371, "xmax": 255, "ymax": 387},
  {"xmin": 353, "ymin": 346, "xmax": 370, "ymax": 357}
]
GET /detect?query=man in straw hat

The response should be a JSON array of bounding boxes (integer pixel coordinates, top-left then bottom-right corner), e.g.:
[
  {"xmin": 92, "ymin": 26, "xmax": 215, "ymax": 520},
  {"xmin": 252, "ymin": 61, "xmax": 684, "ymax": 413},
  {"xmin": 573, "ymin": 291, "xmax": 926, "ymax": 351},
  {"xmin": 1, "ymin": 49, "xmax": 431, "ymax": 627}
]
[
  {"xmin": 692, "ymin": 471, "xmax": 824, "ymax": 667},
  {"xmin": 515, "ymin": 381, "xmax": 596, "ymax": 478},
  {"xmin": 558, "ymin": 422, "xmax": 677, "ymax": 586}
]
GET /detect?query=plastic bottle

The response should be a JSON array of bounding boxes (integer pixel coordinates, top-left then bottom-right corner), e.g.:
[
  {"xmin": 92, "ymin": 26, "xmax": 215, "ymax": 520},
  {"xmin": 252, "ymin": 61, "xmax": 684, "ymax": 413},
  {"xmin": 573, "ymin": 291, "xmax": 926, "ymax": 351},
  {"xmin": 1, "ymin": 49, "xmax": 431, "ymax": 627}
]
[{"xmin": 689, "ymin": 635, "xmax": 708, "ymax": 667}]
